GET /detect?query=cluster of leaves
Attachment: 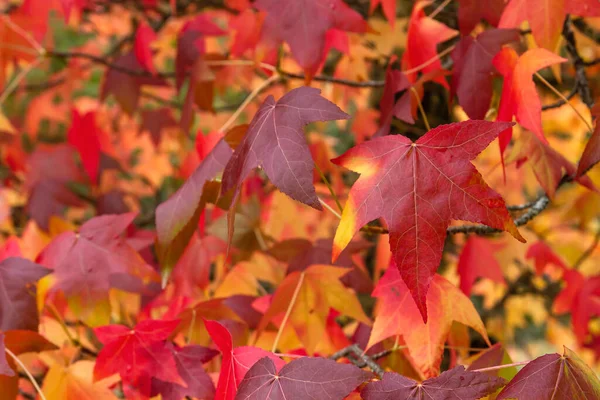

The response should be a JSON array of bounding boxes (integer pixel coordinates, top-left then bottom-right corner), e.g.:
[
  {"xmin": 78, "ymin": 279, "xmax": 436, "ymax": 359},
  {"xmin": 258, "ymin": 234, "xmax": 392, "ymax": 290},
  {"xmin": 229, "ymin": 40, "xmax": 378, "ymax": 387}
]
[{"xmin": 1, "ymin": 0, "xmax": 600, "ymax": 399}]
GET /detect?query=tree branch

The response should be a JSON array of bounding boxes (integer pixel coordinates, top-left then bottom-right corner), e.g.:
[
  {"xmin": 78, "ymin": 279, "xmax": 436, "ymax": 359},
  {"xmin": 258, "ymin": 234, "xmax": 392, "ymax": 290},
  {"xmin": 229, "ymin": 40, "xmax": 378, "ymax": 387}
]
[
  {"xmin": 329, "ymin": 344, "xmax": 385, "ymax": 378},
  {"xmin": 563, "ymin": 16, "xmax": 594, "ymax": 110}
]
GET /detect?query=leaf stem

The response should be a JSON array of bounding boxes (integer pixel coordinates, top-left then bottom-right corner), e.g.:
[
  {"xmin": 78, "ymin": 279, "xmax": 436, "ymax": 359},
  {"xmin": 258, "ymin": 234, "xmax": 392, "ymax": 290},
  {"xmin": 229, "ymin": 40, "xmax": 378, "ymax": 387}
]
[
  {"xmin": 271, "ymin": 271, "xmax": 305, "ymax": 353},
  {"xmin": 429, "ymin": 0, "xmax": 452, "ymax": 19},
  {"xmin": 534, "ymin": 71, "xmax": 593, "ymax": 132},
  {"xmin": 403, "ymin": 45, "xmax": 455, "ymax": 75},
  {"xmin": 315, "ymin": 163, "xmax": 343, "ymax": 213},
  {"xmin": 319, "ymin": 198, "xmax": 342, "ymax": 219},
  {"xmin": 471, "ymin": 360, "xmax": 530, "ymax": 373},
  {"xmin": 218, "ymin": 74, "xmax": 280, "ymax": 133},
  {"xmin": 0, "ymin": 58, "xmax": 43, "ymax": 106},
  {"xmin": 411, "ymin": 87, "xmax": 430, "ymax": 131},
  {"xmin": 5, "ymin": 348, "xmax": 47, "ymax": 400}
]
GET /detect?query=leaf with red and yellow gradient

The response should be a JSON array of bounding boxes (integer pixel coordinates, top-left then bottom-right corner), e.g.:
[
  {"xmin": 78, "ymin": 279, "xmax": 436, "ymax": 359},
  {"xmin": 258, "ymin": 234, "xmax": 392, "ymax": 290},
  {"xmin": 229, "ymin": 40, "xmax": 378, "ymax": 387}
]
[
  {"xmin": 578, "ymin": 117, "xmax": 600, "ymax": 177},
  {"xmin": 370, "ymin": 0, "xmax": 397, "ymax": 26},
  {"xmin": 402, "ymin": 1, "xmax": 458, "ymax": 88},
  {"xmin": 256, "ymin": 264, "xmax": 370, "ymax": 355},
  {"xmin": 42, "ymin": 360, "xmax": 117, "ymax": 400},
  {"xmin": 493, "ymin": 47, "xmax": 566, "ymax": 161},
  {"xmin": 332, "ymin": 120, "xmax": 524, "ymax": 321},
  {"xmin": 367, "ymin": 269, "xmax": 490, "ymax": 378}
]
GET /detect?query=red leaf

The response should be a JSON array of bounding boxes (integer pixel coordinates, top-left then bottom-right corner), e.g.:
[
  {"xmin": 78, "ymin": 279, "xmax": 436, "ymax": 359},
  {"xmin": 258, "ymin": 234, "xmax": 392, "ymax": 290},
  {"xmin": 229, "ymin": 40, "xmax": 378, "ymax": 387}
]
[
  {"xmin": 361, "ymin": 366, "xmax": 505, "ymax": 399},
  {"xmin": 369, "ymin": 0, "xmax": 397, "ymax": 26},
  {"xmin": 134, "ymin": 21, "xmax": 157, "ymax": 74},
  {"xmin": 236, "ymin": 356, "xmax": 371, "ymax": 399},
  {"xmin": 332, "ymin": 120, "xmax": 524, "ymax": 320},
  {"xmin": 368, "ymin": 270, "xmax": 489, "ymax": 377},
  {"xmin": 374, "ymin": 58, "xmax": 413, "ymax": 137},
  {"xmin": 39, "ymin": 213, "xmax": 158, "ymax": 313},
  {"xmin": 498, "ymin": 347, "xmax": 600, "ymax": 399},
  {"xmin": 151, "ymin": 344, "xmax": 218, "ymax": 400},
  {"xmin": 67, "ymin": 109, "xmax": 104, "ymax": 185},
  {"xmin": 451, "ymin": 28, "xmax": 519, "ymax": 120},
  {"xmin": 204, "ymin": 319, "xmax": 285, "ymax": 399},
  {"xmin": 254, "ymin": 0, "xmax": 367, "ymax": 76},
  {"xmin": 493, "ymin": 47, "xmax": 566, "ymax": 162},
  {"xmin": 526, "ymin": 241, "xmax": 568, "ymax": 275},
  {"xmin": 94, "ymin": 319, "xmax": 183, "ymax": 396},
  {"xmin": 578, "ymin": 119, "xmax": 600, "ymax": 177},
  {"xmin": 0, "ymin": 333, "xmax": 14, "ymax": 377},
  {"xmin": 456, "ymin": 0, "xmax": 505, "ymax": 34},
  {"xmin": 457, "ymin": 236, "xmax": 505, "ymax": 295},
  {"xmin": 402, "ymin": 1, "xmax": 458, "ymax": 88},
  {"xmin": 0, "ymin": 257, "xmax": 50, "ymax": 331},
  {"xmin": 221, "ymin": 86, "xmax": 349, "ymax": 211}
]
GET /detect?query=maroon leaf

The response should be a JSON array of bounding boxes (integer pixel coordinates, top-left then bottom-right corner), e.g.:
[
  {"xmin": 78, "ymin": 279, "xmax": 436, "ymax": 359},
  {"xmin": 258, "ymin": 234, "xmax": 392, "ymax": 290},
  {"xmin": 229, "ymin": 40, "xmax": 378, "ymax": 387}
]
[
  {"xmin": 0, "ymin": 333, "xmax": 14, "ymax": 377},
  {"xmin": 235, "ymin": 356, "xmax": 371, "ymax": 399},
  {"xmin": 140, "ymin": 108, "xmax": 178, "ymax": 147},
  {"xmin": 361, "ymin": 366, "xmax": 505, "ymax": 400},
  {"xmin": 0, "ymin": 257, "xmax": 50, "ymax": 331},
  {"xmin": 457, "ymin": 0, "xmax": 506, "ymax": 34},
  {"xmin": 498, "ymin": 347, "xmax": 600, "ymax": 399},
  {"xmin": 254, "ymin": 0, "xmax": 367, "ymax": 75},
  {"xmin": 221, "ymin": 86, "xmax": 350, "ymax": 211},
  {"xmin": 39, "ymin": 213, "xmax": 158, "ymax": 312},
  {"xmin": 451, "ymin": 28, "xmax": 519, "ymax": 120},
  {"xmin": 374, "ymin": 58, "xmax": 413, "ymax": 137},
  {"xmin": 151, "ymin": 344, "xmax": 218, "ymax": 400}
]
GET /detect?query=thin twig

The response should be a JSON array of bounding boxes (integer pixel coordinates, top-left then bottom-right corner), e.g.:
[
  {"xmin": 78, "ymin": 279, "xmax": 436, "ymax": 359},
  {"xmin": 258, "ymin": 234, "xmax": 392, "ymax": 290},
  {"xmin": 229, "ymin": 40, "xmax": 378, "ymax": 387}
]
[
  {"xmin": 0, "ymin": 58, "xmax": 43, "ymax": 105},
  {"xmin": 319, "ymin": 198, "xmax": 342, "ymax": 219},
  {"xmin": 541, "ymin": 84, "xmax": 578, "ymax": 111},
  {"xmin": 315, "ymin": 163, "xmax": 343, "ymax": 212},
  {"xmin": 471, "ymin": 360, "xmax": 530, "ymax": 373},
  {"xmin": 411, "ymin": 87, "xmax": 430, "ymax": 131},
  {"xmin": 5, "ymin": 348, "xmax": 47, "ymax": 400},
  {"xmin": 429, "ymin": 0, "xmax": 452, "ymax": 19},
  {"xmin": 573, "ymin": 228, "xmax": 600, "ymax": 270},
  {"xmin": 563, "ymin": 16, "xmax": 594, "ymax": 110},
  {"xmin": 329, "ymin": 344, "xmax": 385, "ymax": 378}
]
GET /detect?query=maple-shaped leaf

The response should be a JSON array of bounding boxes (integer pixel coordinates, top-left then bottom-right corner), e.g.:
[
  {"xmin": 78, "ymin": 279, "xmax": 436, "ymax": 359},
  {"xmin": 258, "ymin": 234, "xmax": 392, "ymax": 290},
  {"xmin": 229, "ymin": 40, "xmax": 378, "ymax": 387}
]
[
  {"xmin": 204, "ymin": 319, "xmax": 285, "ymax": 399},
  {"xmin": 221, "ymin": 86, "xmax": 349, "ymax": 211},
  {"xmin": 370, "ymin": 0, "xmax": 396, "ymax": 26},
  {"xmin": 368, "ymin": 269, "xmax": 489, "ymax": 377},
  {"xmin": 94, "ymin": 319, "xmax": 183, "ymax": 396},
  {"xmin": 578, "ymin": 118, "xmax": 600, "ymax": 177},
  {"xmin": 235, "ymin": 356, "xmax": 371, "ymax": 399},
  {"xmin": 457, "ymin": 0, "xmax": 506, "ymax": 34},
  {"xmin": 499, "ymin": 0, "xmax": 600, "ymax": 51},
  {"xmin": 493, "ymin": 47, "xmax": 566, "ymax": 168},
  {"xmin": 134, "ymin": 21, "xmax": 157, "ymax": 74},
  {"xmin": 100, "ymin": 52, "xmax": 166, "ymax": 115},
  {"xmin": 498, "ymin": 346, "xmax": 600, "ymax": 399},
  {"xmin": 451, "ymin": 28, "xmax": 519, "ymax": 120},
  {"xmin": 509, "ymin": 130, "xmax": 583, "ymax": 199},
  {"xmin": 156, "ymin": 139, "xmax": 231, "ymax": 279},
  {"xmin": 361, "ymin": 366, "xmax": 505, "ymax": 399},
  {"xmin": 42, "ymin": 360, "xmax": 117, "ymax": 400},
  {"xmin": 457, "ymin": 236, "xmax": 505, "ymax": 295},
  {"xmin": 332, "ymin": 120, "xmax": 524, "ymax": 320},
  {"xmin": 526, "ymin": 241, "xmax": 568, "ymax": 274},
  {"xmin": 140, "ymin": 108, "xmax": 178, "ymax": 147},
  {"xmin": 402, "ymin": 1, "xmax": 458, "ymax": 88},
  {"xmin": 374, "ymin": 58, "xmax": 413, "ymax": 137},
  {"xmin": 257, "ymin": 264, "xmax": 370, "ymax": 354},
  {"xmin": 25, "ymin": 144, "xmax": 85, "ymax": 230},
  {"xmin": 67, "ymin": 109, "xmax": 106, "ymax": 185},
  {"xmin": 254, "ymin": 0, "xmax": 367, "ymax": 76},
  {"xmin": 151, "ymin": 344, "xmax": 219, "ymax": 400},
  {"xmin": 0, "ymin": 257, "xmax": 50, "ymax": 331},
  {"xmin": 0, "ymin": 333, "xmax": 14, "ymax": 377},
  {"xmin": 39, "ymin": 213, "xmax": 158, "ymax": 318}
]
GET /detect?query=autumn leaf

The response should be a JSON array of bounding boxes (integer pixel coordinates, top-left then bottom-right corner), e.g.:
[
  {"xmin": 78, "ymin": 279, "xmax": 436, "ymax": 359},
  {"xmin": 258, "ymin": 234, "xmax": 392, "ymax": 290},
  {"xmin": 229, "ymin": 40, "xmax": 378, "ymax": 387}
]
[
  {"xmin": 402, "ymin": 1, "xmax": 458, "ymax": 88},
  {"xmin": 221, "ymin": 86, "xmax": 350, "ymax": 212},
  {"xmin": 374, "ymin": 58, "xmax": 413, "ymax": 137},
  {"xmin": 204, "ymin": 319, "xmax": 285, "ymax": 400},
  {"xmin": 498, "ymin": 346, "xmax": 600, "ymax": 399},
  {"xmin": 254, "ymin": 0, "xmax": 367, "ymax": 77},
  {"xmin": 151, "ymin": 344, "xmax": 219, "ymax": 400},
  {"xmin": 456, "ymin": 0, "xmax": 506, "ymax": 34},
  {"xmin": 457, "ymin": 236, "xmax": 505, "ymax": 295},
  {"xmin": 42, "ymin": 360, "xmax": 118, "ymax": 400},
  {"xmin": 526, "ymin": 241, "xmax": 568, "ymax": 275},
  {"xmin": 140, "ymin": 108, "xmax": 178, "ymax": 147},
  {"xmin": 370, "ymin": 0, "xmax": 397, "ymax": 26},
  {"xmin": 451, "ymin": 28, "xmax": 519, "ymax": 120},
  {"xmin": 134, "ymin": 21, "xmax": 157, "ymax": 74},
  {"xmin": 361, "ymin": 366, "xmax": 505, "ymax": 399},
  {"xmin": 332, "ymin": 120, "xmax": 524, "ymax": 320},
  {"xmin": 235, "ymin": 356, "xmax": 372, "ymax": 399},
  {"xmin": 94, "ymin": 319, "xmax": 184, "ymax": 396},
  {"xmin": 0, "ymin": 257, "xmax": 50, "ymax": 331},
  {"xmin": 499, "ymin": 0, "xmax": 600, "ymax": 50},
  {"xmin": 67, "ymin": 109, "xmax": 106, "ymax": 185},
  {"xmin": 577, "ymin": 117, "xmax": 600, "ymax": 177},
  {"xmin": 368, "ymin": 269, "xmax": 490, "ymax": 377},
  {"xmin": 39, "ymin": 213, "xmax": 158, "ymax": 322},
  {"xmin": 256, "ymin": 264, "xmax": 370, "ymax": 355}
]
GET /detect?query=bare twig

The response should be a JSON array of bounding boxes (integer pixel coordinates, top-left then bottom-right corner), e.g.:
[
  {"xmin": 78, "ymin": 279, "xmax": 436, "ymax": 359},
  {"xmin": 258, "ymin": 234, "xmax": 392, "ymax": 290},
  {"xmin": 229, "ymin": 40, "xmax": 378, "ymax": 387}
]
[
  {"xmin": 5, "ymin": 348, "xmax": 47, "ymax": 400},
  {"xmin": 541, "ymin": 84, "xmax": 578, "ymax": 111},
  {"xmin": 330, "ymin": 344, "xmax": 385, "ymax": 378},
  {"xmin": 573, "ymin": 228, "xmax": 600, "ymax": 270},
  {"xmin": 563, "ymin": 16, "xmax": 594, "ymax": 110}
]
